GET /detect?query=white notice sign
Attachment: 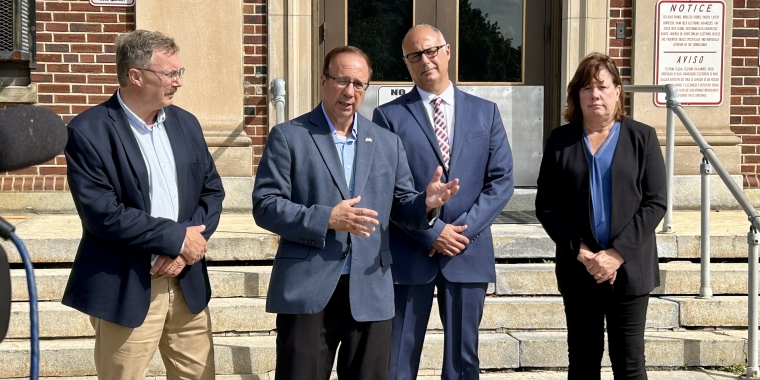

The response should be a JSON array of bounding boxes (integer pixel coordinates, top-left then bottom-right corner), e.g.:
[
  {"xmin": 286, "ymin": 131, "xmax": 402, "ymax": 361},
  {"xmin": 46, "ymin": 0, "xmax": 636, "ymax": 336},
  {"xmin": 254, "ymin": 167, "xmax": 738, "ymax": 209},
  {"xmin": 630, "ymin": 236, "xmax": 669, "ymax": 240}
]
[
  {"xmin": 655, "ymin": 1, "xmax": 725, "ymax": 106},
  {"xmin": 378, "ymin": 86, "xmax": 414, "ymax": 107},
  {"xmin": 90, "ymin": 0, "xmax": 135, "ymax": 6}
]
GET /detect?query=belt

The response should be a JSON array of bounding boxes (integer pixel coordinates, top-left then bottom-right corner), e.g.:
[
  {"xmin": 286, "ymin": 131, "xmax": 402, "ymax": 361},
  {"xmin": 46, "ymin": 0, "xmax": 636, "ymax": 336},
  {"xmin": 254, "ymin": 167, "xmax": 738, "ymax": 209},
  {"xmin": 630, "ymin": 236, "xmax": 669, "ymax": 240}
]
[{"xmin": 337, "ymin": 274, "xmax": 350, "ymax": 286}]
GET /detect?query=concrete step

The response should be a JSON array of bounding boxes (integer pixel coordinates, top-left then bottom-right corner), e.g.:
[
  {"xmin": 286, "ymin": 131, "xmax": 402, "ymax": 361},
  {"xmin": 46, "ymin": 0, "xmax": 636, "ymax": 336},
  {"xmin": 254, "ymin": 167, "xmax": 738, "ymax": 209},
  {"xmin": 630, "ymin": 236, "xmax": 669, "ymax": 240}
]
[
  {"xmin": 0, "ymin": 333, "xmax": 517, "ymax": 377},
  {"xmin": 0, "ymin": 330, "xmax": 748, "ymax": 378},
  {"xmin": 495, "ymin": 262, "xmax": 754, "ymax": 296},
  {"xmin": 10, "ymin": 267, "xmax": 273, "ymax": 302},
  {"xmin": 7, "ymin": 296, "xmax": 682, "ymax": 339},
  {"xmin": 11, "ymin": 262, "xmax": 752, "ymax": 302},
  {"xmin": 511, "ymin": 330, "xmax": 746, "ymax": 368},
  {"xmin": 1, "ymin": 214, "xmax": 755, "ymax": 264},
  {"xmin": 0, "ymin": 371, "xmax": 743, "ymax": 380},
  {"xmin": 417, "ymin": 370, "xmax": 740, "ymax": 380},
  {"xmin": 664, "ymin": 296, "xmax": 753, "ymax": 327}
]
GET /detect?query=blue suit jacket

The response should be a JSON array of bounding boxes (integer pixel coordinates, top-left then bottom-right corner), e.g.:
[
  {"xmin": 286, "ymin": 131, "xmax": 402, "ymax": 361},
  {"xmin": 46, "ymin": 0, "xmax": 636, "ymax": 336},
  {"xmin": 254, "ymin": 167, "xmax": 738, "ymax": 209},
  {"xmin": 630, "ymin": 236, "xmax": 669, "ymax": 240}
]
[
  {"xmin": 373, "ymin": 86, "xmax": 514, "ymax": 284},
  {"xmin": 61, "ymin": 92, "xmax": 225, "ymax": 328},
  {"xmin": 253, "ymin": 105, "xmax": 431, "ymax": 322}
]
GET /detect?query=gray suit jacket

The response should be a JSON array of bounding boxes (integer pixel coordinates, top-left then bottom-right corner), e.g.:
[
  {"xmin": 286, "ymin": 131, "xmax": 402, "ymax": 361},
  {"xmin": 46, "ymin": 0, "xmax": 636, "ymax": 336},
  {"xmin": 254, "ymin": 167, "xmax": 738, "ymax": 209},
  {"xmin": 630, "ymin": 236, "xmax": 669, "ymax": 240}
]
[{"xmin": 252, "ymin": 105, "xmax": 431, "ymax": 322}]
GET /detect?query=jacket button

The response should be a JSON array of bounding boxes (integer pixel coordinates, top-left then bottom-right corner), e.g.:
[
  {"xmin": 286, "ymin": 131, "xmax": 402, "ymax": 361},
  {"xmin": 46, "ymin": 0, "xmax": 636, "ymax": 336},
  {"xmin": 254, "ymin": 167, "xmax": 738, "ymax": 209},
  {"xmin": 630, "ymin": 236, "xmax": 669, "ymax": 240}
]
[{"xmin": 342, "ymin": 253, "xmax": 348, "ymax": 258}]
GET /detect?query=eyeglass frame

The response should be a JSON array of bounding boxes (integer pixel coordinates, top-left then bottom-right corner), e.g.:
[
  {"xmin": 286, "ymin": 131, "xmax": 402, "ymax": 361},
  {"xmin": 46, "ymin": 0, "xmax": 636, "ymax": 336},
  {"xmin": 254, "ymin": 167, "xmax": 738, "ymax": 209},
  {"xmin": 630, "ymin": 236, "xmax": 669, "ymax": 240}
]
[
  {"xmin": 323, "ymin": 73, "xmax": 370, "ymax": 92},
  {"xmin": 403, "ymin": 45, "xmax": 447, "ymax": 63},
  {"xmin": 137, "ymin": 67, "xmax": 185, "ymax": 82}
]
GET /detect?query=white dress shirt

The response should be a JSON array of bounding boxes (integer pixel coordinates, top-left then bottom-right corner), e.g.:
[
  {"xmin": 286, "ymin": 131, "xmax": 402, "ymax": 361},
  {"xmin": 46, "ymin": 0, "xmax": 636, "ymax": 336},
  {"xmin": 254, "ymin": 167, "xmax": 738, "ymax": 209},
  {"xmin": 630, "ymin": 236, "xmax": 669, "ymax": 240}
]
[{"xmin": 416, "ymin": 81, "xmax": 455, "ymax": 146}]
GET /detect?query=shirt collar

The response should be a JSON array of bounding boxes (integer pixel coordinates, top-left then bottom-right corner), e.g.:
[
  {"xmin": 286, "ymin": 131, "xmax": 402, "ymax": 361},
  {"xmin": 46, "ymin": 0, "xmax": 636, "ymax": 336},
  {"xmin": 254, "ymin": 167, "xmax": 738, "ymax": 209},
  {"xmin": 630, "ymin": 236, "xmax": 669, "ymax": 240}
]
[
  {"xmin": 117, "ymin": 89, "xmax": 167, "ymax": 132},
  {"xmin": 416, "ymin": 81, "xmax": 455, "ymax": 107},
  {"xmin": 320, "ymin": 102, "xmax": 358, "ymax": 140}
]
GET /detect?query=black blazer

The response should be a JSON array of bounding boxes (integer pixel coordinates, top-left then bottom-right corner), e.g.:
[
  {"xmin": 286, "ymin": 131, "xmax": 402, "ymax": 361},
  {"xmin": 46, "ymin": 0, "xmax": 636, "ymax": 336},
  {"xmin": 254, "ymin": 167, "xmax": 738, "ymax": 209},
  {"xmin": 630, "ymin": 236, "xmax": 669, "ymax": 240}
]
[
  {"xmin": 61, "ymin": 92, "xmax": 225, "ymax": 327},
  {"xmin": 535, "ymin": 117, "xmax": 666, "ymax": 296}
]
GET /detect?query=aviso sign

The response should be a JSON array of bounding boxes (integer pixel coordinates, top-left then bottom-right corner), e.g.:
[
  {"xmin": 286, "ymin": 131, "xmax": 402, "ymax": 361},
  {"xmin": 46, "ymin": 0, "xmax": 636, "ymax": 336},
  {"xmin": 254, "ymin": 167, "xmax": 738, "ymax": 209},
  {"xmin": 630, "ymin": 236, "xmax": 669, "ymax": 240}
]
[{"xmin": 655, "ymin": 1, "xmax": 725, "ymax": 106}]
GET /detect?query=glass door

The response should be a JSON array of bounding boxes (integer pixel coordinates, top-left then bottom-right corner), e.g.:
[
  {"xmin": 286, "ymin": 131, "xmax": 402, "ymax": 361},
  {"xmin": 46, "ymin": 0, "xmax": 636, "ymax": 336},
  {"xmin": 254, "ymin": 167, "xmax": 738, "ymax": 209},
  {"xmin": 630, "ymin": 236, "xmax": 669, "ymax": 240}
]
[{"xmin": 319, "ymin": 0, "xmax": 556, "ymax": 186}]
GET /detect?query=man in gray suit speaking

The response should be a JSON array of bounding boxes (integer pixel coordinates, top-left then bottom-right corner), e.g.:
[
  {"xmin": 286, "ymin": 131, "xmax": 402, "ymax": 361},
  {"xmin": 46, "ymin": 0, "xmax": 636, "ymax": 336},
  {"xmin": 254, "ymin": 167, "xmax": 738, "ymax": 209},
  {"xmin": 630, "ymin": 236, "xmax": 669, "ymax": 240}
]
[{"xmin": 252, "ymin": 45, "xmax": 459, "ymax": 380}]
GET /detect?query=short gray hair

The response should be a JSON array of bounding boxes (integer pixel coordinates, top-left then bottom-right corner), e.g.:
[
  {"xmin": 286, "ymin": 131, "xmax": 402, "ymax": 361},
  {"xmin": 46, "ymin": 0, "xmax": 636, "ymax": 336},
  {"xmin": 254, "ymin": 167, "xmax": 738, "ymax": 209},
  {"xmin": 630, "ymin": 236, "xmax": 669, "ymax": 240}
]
[
  {"xmin": 115, "ymin": 30, "xmax": 179, "ymax": 87},
  {"xmin": 401, "ymin": 24, "xmax": 447, "ymax": 54}
]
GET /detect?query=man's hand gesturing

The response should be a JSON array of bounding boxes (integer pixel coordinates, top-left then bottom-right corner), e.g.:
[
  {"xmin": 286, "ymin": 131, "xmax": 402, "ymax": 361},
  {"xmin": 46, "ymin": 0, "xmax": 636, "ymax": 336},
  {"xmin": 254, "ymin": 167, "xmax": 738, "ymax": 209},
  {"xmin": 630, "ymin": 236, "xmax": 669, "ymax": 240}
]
[
  {"xmin": 328, "ymin": 196, "xmax": 380, "ymax": 237},
  {"xmin": 425, "ymin": 166, "xmax": 459, "ymax": 213}
]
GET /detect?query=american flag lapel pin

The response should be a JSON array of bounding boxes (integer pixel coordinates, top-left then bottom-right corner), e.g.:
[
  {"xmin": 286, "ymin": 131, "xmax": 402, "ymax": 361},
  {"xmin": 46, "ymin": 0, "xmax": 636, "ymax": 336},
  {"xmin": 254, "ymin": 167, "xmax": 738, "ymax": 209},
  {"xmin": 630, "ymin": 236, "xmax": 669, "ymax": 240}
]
[{"xmin": 365, "ymin": 137, "xmax": 372, "ymax": 142}]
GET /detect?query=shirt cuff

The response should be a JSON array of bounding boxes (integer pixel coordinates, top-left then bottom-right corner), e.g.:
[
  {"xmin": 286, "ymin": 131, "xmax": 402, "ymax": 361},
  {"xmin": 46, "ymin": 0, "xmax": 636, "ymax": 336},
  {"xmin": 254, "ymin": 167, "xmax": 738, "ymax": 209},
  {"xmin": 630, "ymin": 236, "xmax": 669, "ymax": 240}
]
[
  {"xmin": 179, "ymin": 242, "xmax": 185, "ymax": 255},
  {"xmin": 426, "ymin": 207, "xmax": 440, "ymax": 227}
]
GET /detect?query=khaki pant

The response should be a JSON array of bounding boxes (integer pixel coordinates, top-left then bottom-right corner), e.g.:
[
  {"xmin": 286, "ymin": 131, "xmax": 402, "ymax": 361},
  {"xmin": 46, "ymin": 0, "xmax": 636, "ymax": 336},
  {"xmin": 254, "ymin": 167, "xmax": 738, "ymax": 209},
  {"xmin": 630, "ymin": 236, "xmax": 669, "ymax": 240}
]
[{"xmin": 90, "ymin": 275, "xmax": 215, "ymax": 380}]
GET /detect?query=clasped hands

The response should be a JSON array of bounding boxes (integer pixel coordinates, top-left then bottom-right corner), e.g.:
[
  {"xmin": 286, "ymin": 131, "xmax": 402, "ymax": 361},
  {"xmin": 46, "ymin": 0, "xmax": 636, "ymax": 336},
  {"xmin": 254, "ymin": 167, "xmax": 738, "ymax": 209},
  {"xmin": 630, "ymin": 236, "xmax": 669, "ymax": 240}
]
[
  {"xmin": 328, "ymin": 166, "xmax": 459, "ymax": 237},
  {"xmin": 150, "ymin": 225, "xmax": 208, "ymax": 277},
  {"xmin": 577, "ymin": 241, "xmax": 624, "ymax": 284}
]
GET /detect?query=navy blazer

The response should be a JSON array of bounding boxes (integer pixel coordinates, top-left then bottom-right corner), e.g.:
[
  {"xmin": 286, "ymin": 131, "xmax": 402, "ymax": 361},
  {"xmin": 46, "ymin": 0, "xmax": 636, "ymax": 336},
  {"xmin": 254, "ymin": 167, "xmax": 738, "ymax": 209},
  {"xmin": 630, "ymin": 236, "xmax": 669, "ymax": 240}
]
[
  {"xmin": 535, "ymin": 118, "xmax": 666, "ymax": 296},
  {"xmin": 62, "ymin": 92, "xmax": 225, "ymax": 328},
  {"xmin": 373, "ymin": 86, "xmax": 514, "ymax": 284},
  {"xmin": 253, "ymin": 105, "xmax": 431, "ymax": 322}
]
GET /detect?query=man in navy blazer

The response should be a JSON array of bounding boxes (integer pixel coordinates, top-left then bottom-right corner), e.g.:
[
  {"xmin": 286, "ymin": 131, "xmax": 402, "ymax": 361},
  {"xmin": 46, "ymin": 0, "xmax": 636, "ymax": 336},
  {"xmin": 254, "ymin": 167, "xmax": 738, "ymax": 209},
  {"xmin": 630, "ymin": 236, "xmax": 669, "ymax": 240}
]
[
  {"xmin": 253, "ymin": 46, "xmax": 459, "ymax": 380},
  {"xmin": 62, "ymin": 30, "xmax": 224, "ymax": 380},
  {"xmin": 373, "ymin": 25, "xmax": 514, "ymax": 379}
]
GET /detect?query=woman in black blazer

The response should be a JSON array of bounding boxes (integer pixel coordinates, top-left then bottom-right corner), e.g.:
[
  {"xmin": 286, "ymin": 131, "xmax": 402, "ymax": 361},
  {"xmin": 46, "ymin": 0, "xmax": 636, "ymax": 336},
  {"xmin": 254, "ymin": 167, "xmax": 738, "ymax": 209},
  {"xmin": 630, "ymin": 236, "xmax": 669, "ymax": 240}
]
[{"xmin": 535, "ymin": 53, "xmax": 666, "ymax": 380}]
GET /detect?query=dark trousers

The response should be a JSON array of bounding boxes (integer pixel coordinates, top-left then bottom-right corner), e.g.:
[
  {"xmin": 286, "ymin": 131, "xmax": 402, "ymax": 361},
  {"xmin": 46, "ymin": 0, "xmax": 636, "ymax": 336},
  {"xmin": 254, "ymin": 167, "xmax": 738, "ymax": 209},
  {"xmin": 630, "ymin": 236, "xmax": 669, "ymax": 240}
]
[
  {"xmin": 274, "ymin": 275, "xmax": 392, "ymax": 380},
  {"xmin": 562, "ymin": 286, "xmax": 650, "ymax": 380},
  {"xmin": 390, "ymin": 273, "xmax": 487, "ymax": 380}
]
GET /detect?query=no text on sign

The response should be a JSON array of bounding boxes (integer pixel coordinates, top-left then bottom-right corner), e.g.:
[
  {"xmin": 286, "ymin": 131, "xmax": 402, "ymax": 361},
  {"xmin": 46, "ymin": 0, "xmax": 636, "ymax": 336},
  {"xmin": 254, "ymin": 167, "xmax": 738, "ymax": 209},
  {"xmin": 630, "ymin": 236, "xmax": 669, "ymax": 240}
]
[
  {"xmin": 90, "ymin": 0, "xmax": 135, "ymax": 6},
  {"xmin": 654, "ymin": 1, "xmax": 725, "ymax": 106}
]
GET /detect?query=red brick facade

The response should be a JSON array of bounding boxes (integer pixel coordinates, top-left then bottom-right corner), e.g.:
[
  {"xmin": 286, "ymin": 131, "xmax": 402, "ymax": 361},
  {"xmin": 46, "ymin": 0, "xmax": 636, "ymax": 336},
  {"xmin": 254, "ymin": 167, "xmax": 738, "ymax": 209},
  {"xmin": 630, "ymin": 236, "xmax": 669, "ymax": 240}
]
[
  {"xmin": 730, "ymin": 0, "xmax": 760, "ymax": 187},
  {"xmin": 0, "ymin": 0, "xmax": 269, "ymax": 191},
  {"xmin": 609, "ymin": 0, "xmax": 633, "ymax": 114}
]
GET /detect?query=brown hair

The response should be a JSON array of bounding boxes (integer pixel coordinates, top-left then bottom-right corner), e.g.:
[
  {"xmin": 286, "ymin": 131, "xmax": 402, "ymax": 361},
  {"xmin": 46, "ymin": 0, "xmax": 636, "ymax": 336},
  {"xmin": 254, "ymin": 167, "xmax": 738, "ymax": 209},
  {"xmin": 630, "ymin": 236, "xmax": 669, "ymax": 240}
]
[
  {"xmin": 563, "ymin": 52, "xmax": 625, "ymax": 124},
  {"xmin": 115, "ymin": 30, "xmax": 179, "ymax": 88},
  {"xmin": 322, "ymin": 46, "xmax": 373, "ymax": 82}
]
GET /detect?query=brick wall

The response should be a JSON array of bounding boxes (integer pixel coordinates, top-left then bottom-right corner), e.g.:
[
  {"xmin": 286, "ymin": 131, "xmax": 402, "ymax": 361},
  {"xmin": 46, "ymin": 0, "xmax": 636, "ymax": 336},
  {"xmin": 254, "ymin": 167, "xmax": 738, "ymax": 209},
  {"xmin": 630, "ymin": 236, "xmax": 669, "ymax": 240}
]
[
  {"xmin": 0, "ymin": 0, "xmax": 133, "ymax": 191},
  {"xmin": 0, "ymin": 0, "xmax": 269, "ymax": 191},
  {"xmin": 730, "ymin": 0, "xmax": 760, "ymax": 188},
  {"xmin": 609, "ymin": 0, "xmax": 633, "ymax": 114},
  {"xmin": 243, "ymin": 0, "xmax": 268, "ymax": 174}
]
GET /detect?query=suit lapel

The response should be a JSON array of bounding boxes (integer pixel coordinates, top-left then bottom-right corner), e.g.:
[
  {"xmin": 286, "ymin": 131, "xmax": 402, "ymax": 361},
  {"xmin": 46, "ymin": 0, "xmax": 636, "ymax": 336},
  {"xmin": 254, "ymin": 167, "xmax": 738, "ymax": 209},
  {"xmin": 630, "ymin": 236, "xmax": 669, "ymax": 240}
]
[
  {"xmin": 352, "ymin": 115, "xmax": 375, "ymax": 197},
  {"xmin": 608, "ymin": 119, "xmax": 631, "ymax": 240},
  {"xmin": 107, "ymin": 94, "xmax": 151, "ymax": 211},
  {"xmin": 405, "ymin": 88, "xmax": 446, "ymax": 168},
  {"xmin": 163, "ymin": 108, "xmax": 187, "ymax": 215},
  {"xmin": 449, "ymin": 87, "xmax": 470, "ymax": 171},
  {"xmin": 309, "ymin": 107, "xmax": 351, "ymax": 199}
]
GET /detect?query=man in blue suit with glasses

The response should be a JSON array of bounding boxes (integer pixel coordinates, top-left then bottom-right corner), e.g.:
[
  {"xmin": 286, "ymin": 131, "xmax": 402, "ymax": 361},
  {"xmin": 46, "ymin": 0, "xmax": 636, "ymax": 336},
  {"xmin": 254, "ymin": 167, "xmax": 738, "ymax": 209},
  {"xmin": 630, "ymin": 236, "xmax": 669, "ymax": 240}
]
[
  {"xmin": 253, "ymin": 45, "xmax": 460, "ymax": 380},
  {"xmin": 373, "ymin": 24, "xmax": 514, "ymax": 380}
]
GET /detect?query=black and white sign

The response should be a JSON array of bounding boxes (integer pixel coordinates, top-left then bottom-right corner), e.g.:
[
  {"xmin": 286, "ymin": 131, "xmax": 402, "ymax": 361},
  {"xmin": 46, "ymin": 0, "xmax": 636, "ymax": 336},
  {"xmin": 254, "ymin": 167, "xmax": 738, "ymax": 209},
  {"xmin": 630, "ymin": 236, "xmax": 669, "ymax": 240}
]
[
  {"xmin": 378, "ymin": 86, "xmax": 414, "ymax": 106},
  {"xmin": 655, "ymin": 1, "xmax": 725, "ymax": 106}
]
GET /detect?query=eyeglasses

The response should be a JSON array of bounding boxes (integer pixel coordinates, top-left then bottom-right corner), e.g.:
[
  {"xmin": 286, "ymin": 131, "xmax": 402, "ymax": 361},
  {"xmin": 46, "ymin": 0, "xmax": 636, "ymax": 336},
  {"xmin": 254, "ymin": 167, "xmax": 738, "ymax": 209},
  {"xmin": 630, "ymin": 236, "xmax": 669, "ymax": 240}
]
[
  {"xmin": 404, "ymin": 45, "xmax": 446, "ymax": 63},
  {"xmin": 324, "ymin": 73, "xmax": 370, "ymax": 93},
  {"xmin": 138, "ymin": 67, "xmax": 185, "ymax": 82}
]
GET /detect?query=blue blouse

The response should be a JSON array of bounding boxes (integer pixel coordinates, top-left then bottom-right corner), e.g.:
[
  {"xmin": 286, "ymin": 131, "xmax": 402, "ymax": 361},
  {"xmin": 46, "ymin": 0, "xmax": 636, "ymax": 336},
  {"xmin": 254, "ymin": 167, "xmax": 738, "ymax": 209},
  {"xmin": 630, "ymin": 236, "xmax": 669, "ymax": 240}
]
[{"xmin": 583, "ymin": 121, "xmax": 621, "ymax": 249}]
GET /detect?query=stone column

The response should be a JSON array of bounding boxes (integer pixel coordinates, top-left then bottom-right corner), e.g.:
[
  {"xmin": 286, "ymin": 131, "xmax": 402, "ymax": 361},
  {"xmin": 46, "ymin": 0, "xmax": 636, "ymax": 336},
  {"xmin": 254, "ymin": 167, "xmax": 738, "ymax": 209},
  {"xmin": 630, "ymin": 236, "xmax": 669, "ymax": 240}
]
[
  {"xmin": 136, "ymin": 1, "xmax": 252, "ymax": 177},
  {"xmin": 560, "ymin": 0, "xmax": 610, "ymax": 125},
  {"xmin": 632, "ymin": 0, "xmax": 740, "ymax": 176},
  {"xmin": 268, "ymin": 0, "xmax": 315, "ymax": 127}
]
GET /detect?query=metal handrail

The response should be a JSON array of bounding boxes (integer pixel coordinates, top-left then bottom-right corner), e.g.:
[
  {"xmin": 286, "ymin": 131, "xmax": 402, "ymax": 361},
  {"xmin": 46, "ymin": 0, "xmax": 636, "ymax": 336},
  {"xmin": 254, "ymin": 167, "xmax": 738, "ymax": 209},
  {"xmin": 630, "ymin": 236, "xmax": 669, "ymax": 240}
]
[
  {"xmin": 271, "ymin": 78, "xmax": 286, "ymax": 125},
  {"xmin": 625, "ymin": 84, "xmax": 759, "ymax": 377}
]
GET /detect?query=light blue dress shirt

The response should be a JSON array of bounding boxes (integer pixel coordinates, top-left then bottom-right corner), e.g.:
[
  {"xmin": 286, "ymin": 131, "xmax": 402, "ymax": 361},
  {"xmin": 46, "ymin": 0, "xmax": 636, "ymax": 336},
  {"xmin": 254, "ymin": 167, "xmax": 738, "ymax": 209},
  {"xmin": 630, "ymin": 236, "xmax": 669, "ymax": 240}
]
[
  {"xmin": 117, "ymin": 90, "xmax": 180, "ymax": 266},
  {"xmin": 321, "ymin": 103, "xmax": 357, "ymax": 274},
  {"xmin": 583, "ymin": 121, "xmax": 621, "ymax": 249}
]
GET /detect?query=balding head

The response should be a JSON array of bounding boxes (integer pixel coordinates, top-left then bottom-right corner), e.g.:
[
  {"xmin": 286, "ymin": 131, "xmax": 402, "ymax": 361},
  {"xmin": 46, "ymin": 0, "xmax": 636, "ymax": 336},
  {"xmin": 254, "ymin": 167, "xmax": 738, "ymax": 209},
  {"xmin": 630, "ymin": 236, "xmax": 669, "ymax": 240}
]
[{"xmin": 401, "ymin": 24, "xmax": 450, "ymax": 95}]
